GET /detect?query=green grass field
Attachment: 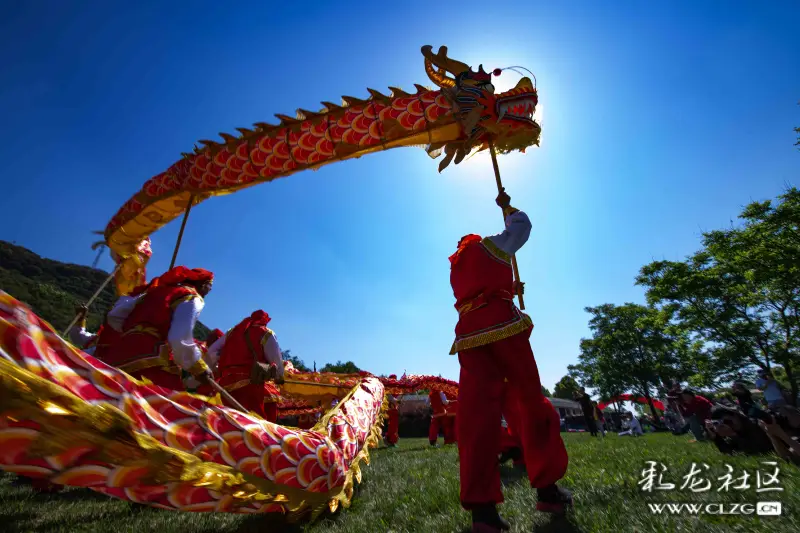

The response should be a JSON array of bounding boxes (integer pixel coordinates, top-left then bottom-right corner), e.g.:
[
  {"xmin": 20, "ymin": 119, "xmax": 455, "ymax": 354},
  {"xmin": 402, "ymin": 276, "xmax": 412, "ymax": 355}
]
[{"xmin": 2, "ymin": 433, "xmax": 798, "ymax": 532}]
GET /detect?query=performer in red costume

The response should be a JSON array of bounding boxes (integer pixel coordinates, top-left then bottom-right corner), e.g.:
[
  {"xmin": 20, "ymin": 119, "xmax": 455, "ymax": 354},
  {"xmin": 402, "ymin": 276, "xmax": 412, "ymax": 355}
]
[
  {"xmin": 444, "ymin": 391, "xmax": 458, "ymax": 444},
  {"xmin": 297, "ymin": 412, "xmax": 317, "ymax": 429},
  {"xmin": 385, "ymin": 393, "xmax": 400, "ymax": 447},
  {"xmin": 450, "ymin": 190, "xmax": 571, "ymax": 532},
  {"xmin": 100, "ymin": 266, "xmax": 215, "ymax": 390},
  {"xmin": 206, "ymin": 310, "xmax": 285, "ymax": 421},
  {"xmin": 428, "ymin": 389, "xmax": 451, "ymax": 446},
  {"xmin": 206, "ymin": 328, "xmax": 225, "ymax": 349},
  {"xmin": 68, "ymin": 300, "xmax": 131, "ymax": 358}
]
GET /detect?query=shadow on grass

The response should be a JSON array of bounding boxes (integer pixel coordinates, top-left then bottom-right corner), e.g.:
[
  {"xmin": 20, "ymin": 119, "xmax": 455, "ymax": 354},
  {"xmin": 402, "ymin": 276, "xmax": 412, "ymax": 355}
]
[
  {"xmin": 499, "ymin": 464, "xmax": 528, "ymax": 486},
  {"xmin": 372, "ymin": 445, "xmax": 437, "ymax": 455},
  {"xmin": 3, "ymin": 485, "xmax": 123, "ymax": 505},
  {"xmin": 457, "ymin": 515, "xmax": 584, "ymax": 533},
  {"xmin": 532, "ymin": 515, "xmax": 585, "ymax": 533},
  {"xmin": 231, "ymin": 514, "xmax": 306, "ymax": 533}
]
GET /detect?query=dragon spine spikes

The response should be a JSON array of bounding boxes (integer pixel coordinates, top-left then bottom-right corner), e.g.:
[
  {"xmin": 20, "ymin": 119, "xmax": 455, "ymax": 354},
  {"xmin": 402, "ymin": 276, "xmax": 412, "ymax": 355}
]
[{"xmin": 202, "ymin": 85, "xmax": 436, "ymax": 151}]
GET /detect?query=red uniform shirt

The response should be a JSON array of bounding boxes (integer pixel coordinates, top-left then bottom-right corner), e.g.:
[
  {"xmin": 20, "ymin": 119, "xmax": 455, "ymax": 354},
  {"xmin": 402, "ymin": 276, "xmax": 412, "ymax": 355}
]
[
  {"xmin": 429, "ymin": 390, "xmax": 448, "ymax": 417},
  {"xmin": 449, "ymin": 236, "xmax": 532, "ymax": 354},
  {"xmin": 104, "ymin": 284, "xmax": 198, "ymax": 374}
]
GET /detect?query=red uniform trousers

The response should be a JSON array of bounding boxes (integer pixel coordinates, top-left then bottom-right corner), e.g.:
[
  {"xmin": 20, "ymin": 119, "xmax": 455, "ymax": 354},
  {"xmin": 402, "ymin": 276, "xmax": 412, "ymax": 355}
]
[
  {"xmin": 457, "ymin": 328, "xmax": 568, "ymax": 509},
  {"xmin": 444, "ymin": 414, "xmax": 457, "ymax": 444},
  {"xmin": 499, "ymin": 390, "xmax": 524, "ymax": 465},
  {"xmin": 298, "ymin": 414, "xmax": 316, "ymax": 429},
  {"xmin": 228, "ymin": 383, "xmax": 267, "ymax": 419},
  {"xmin": 263, "ymin": 402, "xmax": 278, "ymax": 423},
  {"xmin": 429, "ymin": 414, "xmax": 453, "ymax": 444},
  {"xmin": 135, "ymin": 367, "xmax": 185, "ymax": 391},
  {"xmin": 386, "ymin": 407, "xmax": 400, "ymax": 445},
  {"xmin": 444, "ymin": 404, "xmax": 458, "ymax": 444}
]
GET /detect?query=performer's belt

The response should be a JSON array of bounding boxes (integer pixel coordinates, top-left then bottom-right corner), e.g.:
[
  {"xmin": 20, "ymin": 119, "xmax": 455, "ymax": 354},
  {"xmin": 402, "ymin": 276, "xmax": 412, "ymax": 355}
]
[
  {"xmin": 456, "ymin": 290, "xmax": 514, "ymax": 316},
  {"xmin": 122, "ymin": 325, "xmax": 162, "ymax": 338}
]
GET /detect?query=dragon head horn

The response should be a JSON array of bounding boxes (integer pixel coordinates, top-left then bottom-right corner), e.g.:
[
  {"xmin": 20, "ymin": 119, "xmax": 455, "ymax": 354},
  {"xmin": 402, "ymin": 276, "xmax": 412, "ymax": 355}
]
[{"xmin": 421, "ymin": 45, "xmax": 470, "ymax": 88}]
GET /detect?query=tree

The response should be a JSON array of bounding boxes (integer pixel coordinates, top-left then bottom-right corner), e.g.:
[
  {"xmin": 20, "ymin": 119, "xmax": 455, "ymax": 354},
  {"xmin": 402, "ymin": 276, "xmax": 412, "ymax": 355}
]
[
  {"xmin": 541, "ymin": 386, "xmax": 552, "ymax": 397},
  {"xmin": 795, "ymin": 101, "xmax": 799, "ymax": 149},
  {"xmin": 282, "ymin": 350, "xmax": 310, "ymax": 372},
  {"xmin": 574, "ymin": 303, "xmax": 696, "ymax": 420},
  {"xmin": 553, "ymin": 375, "xmax": 581, "ymax": 400},
  {"xmin": 0, "ymin": 240, "xmax": 216, "ymax": 337},
  {"xmin": 637, "ymin": 188, "xmax": 800, "ymax": 404},
  {"xmin": 320, "ymin": 360, "xmax": 361, "ymax": 374}
]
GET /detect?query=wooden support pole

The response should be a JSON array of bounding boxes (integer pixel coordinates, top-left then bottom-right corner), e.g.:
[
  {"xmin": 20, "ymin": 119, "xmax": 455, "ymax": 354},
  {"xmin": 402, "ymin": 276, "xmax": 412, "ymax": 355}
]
[
  {"xmin": 169, "ymin": 195, "xmax": 195, "ymax": 270},
  {"xmin": 62, "ymin": 264, "xmax": 121, "ymax": 336},
  {"xmin": 488, "ymin": 140, "xmax": 526, "ymax": 310},
  {"xmin": 207, "ymin": 380, "xmax": 249, "ymax": 412}
]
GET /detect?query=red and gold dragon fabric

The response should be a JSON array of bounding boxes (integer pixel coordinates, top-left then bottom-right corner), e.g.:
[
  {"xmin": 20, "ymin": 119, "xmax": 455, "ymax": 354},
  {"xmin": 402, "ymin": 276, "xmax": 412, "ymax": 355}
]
[{"xmin": 0, "ymin": 291, "xmax": 385, "ymax": 518}]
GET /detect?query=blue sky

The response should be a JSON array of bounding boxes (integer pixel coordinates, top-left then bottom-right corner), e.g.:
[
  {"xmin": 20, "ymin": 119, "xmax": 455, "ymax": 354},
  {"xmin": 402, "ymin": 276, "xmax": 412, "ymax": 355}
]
[{"xmin": 1, "ymin": 1, "xmax": 798, "ymax": 391}]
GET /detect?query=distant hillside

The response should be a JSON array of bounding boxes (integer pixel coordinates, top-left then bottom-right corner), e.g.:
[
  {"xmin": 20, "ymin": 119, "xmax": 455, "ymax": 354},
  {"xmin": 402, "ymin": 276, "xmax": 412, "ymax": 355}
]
[{"xmin": 0, "ymin": 241, "xmax": 210, "ymax": 339}]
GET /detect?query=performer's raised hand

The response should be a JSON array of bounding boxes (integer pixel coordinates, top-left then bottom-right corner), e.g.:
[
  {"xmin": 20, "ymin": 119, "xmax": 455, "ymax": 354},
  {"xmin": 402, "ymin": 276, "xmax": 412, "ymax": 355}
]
[
  {"xmin": 513, "ymin": 281, "xmax": 525, "ymax": 296},
  {"xmin": 496, "ymin": 188, "xmax": 511, "ymax": 209},
  {"xmin": 194, "ymin": 369, "xmax": 214, "ymax": 386},
  {"xmin": 75, "ymin": 305, "xmax": 89, "ymax": 321}
]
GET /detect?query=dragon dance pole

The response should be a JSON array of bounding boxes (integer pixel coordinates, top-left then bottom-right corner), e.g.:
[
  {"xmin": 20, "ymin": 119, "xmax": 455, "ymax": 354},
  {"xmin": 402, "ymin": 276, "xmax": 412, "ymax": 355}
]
[
  {"xmin": 62, "ymin": 264, "xmax": 122, "ymax": 336},
  {"xmin": 169, "ymin": 194, "xmax": 195, "ymax": 270},
  {"xmin": 207, "ymin": 380, "xmax": 249, "ymax": 413},
  {"xmin": 488, "ymin": 139, "xmax": 526, "ymax": 310}
]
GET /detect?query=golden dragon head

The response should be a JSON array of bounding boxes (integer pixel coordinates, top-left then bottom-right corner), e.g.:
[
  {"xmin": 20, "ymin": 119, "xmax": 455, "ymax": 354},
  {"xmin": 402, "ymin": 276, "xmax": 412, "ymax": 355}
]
[{"xmin": 421, "ymin": 45, "xmax": 541, "ymax": 171}]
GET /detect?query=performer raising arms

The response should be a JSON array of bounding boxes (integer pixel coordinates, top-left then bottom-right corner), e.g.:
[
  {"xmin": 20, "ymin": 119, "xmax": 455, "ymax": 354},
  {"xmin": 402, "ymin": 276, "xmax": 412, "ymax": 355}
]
[
  {"xmin": 68, "ymin": 305, "xmax": 99, "ymax": 355},
  {"xmin": 206, "ymin": 310, "xmax": 285, "ymax": 421},
  {"xmin": 100, "ymin": 266, "xmax": 215, "ymax": 390},
  {"xmin": 449, "ymin": 190, "xmax": 571, "ymax": 532}
]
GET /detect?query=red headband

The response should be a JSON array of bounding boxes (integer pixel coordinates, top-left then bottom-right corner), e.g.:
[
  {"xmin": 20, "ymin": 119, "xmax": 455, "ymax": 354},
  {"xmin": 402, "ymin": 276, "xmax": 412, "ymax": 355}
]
[{"xmin": 448, "ymin": 234, "xmax": 482, "ymax": 266}]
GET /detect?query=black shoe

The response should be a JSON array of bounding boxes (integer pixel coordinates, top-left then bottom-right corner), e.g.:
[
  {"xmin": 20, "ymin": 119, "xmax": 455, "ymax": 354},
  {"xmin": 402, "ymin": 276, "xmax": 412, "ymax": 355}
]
[
  {"xmin": 536, "ymin": 485, "xmax": 573, "ymax": 514},
  {"xmin": 472, "ymin": 504, "xmax": 510, "ymax": 531}
]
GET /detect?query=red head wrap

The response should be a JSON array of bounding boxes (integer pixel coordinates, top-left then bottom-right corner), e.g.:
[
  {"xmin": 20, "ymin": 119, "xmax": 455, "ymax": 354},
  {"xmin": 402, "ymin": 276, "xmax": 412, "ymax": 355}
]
[
  {"xmin": 241, "ymin": 310, "xmax": 271, "ymax": 330},
  {"xmin": 448, "ymin": 234, "xmax": 482, "ymax": 266},
  {"xmin": 130, "ymin": 266, "xmax": 214, "ymax": 295},
  {"xmin": 156, "ymin": 266, "xmax": 214, "ymax": 287},
  {"xmin": 206, "ymin": 328, "xmax": 224, "ymax": 346}
]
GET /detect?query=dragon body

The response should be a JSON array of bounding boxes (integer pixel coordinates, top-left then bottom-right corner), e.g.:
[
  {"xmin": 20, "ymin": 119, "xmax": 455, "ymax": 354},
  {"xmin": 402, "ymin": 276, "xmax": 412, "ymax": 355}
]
[{"xmin": 106, "ymin": 45, "xmax": 541, "ymax": 294}]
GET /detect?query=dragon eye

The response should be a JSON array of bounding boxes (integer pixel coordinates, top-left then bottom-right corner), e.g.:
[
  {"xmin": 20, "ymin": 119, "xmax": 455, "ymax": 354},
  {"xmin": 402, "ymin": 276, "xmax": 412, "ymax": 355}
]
[{"xmin": 482, "ymin": 83, "xmax": 495, "ymax": 94}]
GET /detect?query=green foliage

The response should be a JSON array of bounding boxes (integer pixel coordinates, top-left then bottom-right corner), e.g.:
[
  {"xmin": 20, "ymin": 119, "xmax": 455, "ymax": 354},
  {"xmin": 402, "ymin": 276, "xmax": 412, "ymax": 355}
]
[
  {"xmin": 574, "ymin": 303, "xmax": 698, "ymax": 420},
  {"xmin": 637, "ymin": 187, "xmax": 800, "ymax": 403},
  {"xmin": 540, "ymin": 385, "xmax": 551, "ymax": 397},
  {"xmin": 0, "ymin": 241, "xmax": 210, "ymax": 339},
  {"xmin": 552, "ymin": 374, "xmax": 581, "ymax": 399},
  {"xmin": 281, "ymin": 350, "xmax": 310, "ymax": 372},
  {"xmin": 319, "ymin": 360, "xmax": 361, "ymax": 374}
]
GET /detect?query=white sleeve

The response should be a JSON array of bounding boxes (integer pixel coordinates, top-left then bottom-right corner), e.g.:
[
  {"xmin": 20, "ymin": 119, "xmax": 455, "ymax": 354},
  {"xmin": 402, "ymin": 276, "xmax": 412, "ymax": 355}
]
[
  {"xmin": 440, "ymin": 391, "xmax": 448, "ymax": 405},
  {"xmin": 206, "ymin": 334, "xmax": 227, "ymax": 373},
  {"xmin": 106, "ymin": 295, "xmax": 141, "ymax": 331},
  {"xmin": 486, "ymin": 210, "xmax": 532, "ymax": 256},
  {"xmin": 69, "ymin": 325, "xmax": 96, "ymax": 346},
  {"xmin": 263, "ymin": 333, "xmax": 284, "ymax": 379},
  {"xmin": 167, "ymin": 298, "xmax": 204, "ymax": 372}
]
